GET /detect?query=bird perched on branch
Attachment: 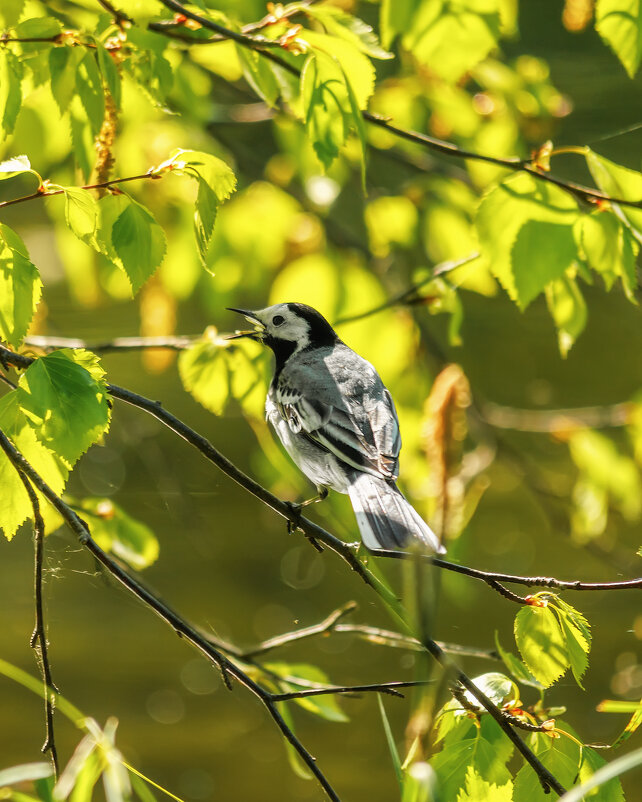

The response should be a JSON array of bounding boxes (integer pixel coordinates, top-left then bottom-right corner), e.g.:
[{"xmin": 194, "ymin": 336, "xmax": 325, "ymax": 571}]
[{"xmin": 227, "ymin": 303, "xmax": 445, "ymax": 555}]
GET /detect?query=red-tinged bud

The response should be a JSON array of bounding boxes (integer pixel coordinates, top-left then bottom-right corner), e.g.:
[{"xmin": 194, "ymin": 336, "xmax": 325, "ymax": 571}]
[
  {"xmin": 96, "ymin": 500, "xmax": 115, "ymax": 520},
  {"xmin": 525, "ymin": 595, "xmax": 548, "ymax": 607},
  {"xmin": 173, "ymin": 13, "xmax": 187, "ymax": 24}
]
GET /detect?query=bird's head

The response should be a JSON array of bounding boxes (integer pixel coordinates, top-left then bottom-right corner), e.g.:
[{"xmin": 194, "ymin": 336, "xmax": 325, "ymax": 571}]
[{"xmin": 226, "ymin": 303, "xmax": 338, "ymax": 359}]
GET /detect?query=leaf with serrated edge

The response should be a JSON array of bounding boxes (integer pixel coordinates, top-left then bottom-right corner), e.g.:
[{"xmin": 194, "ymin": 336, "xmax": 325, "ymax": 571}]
[
  {"xmin": 16, "ymin": 349, "xmax": 110, "ymax": 467},
  {"xmin": 596, "ymin": 0, "xmax": 642, "ymax": 77},
  {"xmin": 106, "ymin": 195, "xmax": 166, "ymax": 293},
  {"xmin": 456, "ymin": 766, "xmax": 513, "ymax": 802},
  {"xmin": 514, "ymin": 604, "xmax": 570, "ymax": 688},
  {"xmin": 179, "ymin": 341, "xmax": 229, "ymax": 416},
  {"xmin": 63, "ymin": 187, "xmax": 98, "ymax": 242},
  {"xmin": 0, "ymin": 154, "xmax": 30, "ymax": 175},
  {"xmin": 0, "ymin": 392, "xmax": 68, "ymax": 540},
  {"xmin": 0, "ymin": 223, "xmax": 42, "ymax": 348}
]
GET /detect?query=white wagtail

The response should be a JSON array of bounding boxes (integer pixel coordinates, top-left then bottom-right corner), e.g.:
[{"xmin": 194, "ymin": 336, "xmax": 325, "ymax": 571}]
[{"xmin": 228, "ymin": 303, "xmax": 445, "ymax": 554}]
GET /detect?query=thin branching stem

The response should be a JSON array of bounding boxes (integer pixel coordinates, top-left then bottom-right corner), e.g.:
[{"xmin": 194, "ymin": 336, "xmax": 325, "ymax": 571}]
[{"xmin": 0, "ymin": 172, "xmax": 160, "ymax": 209}]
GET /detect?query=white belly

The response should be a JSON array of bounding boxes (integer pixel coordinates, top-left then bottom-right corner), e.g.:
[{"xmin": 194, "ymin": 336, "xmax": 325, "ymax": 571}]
[{"xmin": 266, "ymin": 398, "xmax": 351, "ymax": 493}]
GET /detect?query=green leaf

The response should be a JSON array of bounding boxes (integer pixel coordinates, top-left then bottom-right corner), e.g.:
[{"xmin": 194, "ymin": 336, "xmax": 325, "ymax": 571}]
[
  {"xmin": 553, "ymin": 597, "xmax": 591, "ymax": 688},
  {"xmin": 163, "ymin": 150, "xmax": 236, "ymax": 267},
  {"xmin": 545, "ymin": 275, "xmax": 587, "ymax": 357},
  {"xmin": 49, "ymin": 46, "xmax": 85, "ymax": 114},
  {"xmin": 76, "ymin": 52, "xmax": 105, "ymax": 136},
  {"xmin": 578, "ymin": 747, "xmax": 625, "ymax": 802},
  {"xmin": 63, "ymin": 188, "xmax": 98, "ymax": 243},
  {"xmin": 179, "ymin": 339, "xmax": 229, "ymax": 416},
  {"xmin": 14, "ymin": 17, "xmax": 62, "ymax": 39},
  {"xmin": 276, "ymin": 701, "xmax": 312, "ymax": 780},
  {"xmin": 97, "ymin": 194, "xmax": 166, "ymax": 293},
  {"xmin": 598, "ymin": 698, "xmax": 642, "ymax": 748},
  {"xmin": 377, "ymin": 695, "xmax": 403, "ymax": 787},
  {"xmin": 596, "ymin": 0, "xmax": 642, "ymax": 77},
  {"xmin": 96, "ymin": 43, "xmax": 121, "ymax": 108},
  {"xmin": 432, "ymin": 717, "xmax": 512, "ymax": 800},
  {"xmin": 403, "ymin": 0, "xmax": 502, "ymax": 83},
  {"xmin": 236, "ymin": 46, "xmax": 280, "ymax": 107},
  {"xmin": 266, "ymin": 662, "xmax": 348, "ymax": 723},
  {"xmin": 476, "ymin": 173, "xmax": 580, "ymax": 309},
  {"xmin": 72, "ymin": 498, "xmax": 159, "ymax": 570},
  {"xmin": 0, "ymin": 0, "xmax": 26, "ymax": 26},
  {"xmin": 494, "ymin": 633, "xmax": 543, "ymax": 689},
  {"xmin": 513, "ymin": 726, "xmax": 583, "ymax": 802},
  {"xmin": 302, "ymin": 30, "xmax": 376, "ymax": 109},
  {"xmin": 69, "ymin": 750, "xmax": 103, "ymax": 802},
  {"xmin": 380, "ymin": 0, "xmax": 420, "ymax": 48},
  {"xmin": 514, "ymin": 603, "xmax": 570, "ymax": 687},
  {"xmin": 576, "ymin": 211, "xmax": 639, "ymax": 300},
  {"xmin": 0, "ymin": 49, "xmax": 24, "ymax": 136},
  {"xmin": 0, "ymin": 224, "xmax": 42, "ymax": 348},
  {"xmin": 16, "ymin": 349, "xmax": 111, "ymax": 467},
  {"xmin": 586, "ymin": 149, "xmax": 642, "ymax": 241},
  {"xmin": 456, "ymin": 767, "xmax": 513, "ymax": 802},
  {"xmin": 304, "ymin": 5, "xmax": 393, "ymax": 59},
  {"xmin": 0, "ymin": 391, "xmax": 69, "ymax": 540}
]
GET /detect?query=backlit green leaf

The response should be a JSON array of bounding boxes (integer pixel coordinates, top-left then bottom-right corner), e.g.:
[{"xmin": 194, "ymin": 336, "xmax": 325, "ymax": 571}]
[
  {"xmin": 0, "ymin": 391, "xmax": 68, "ymax": 540},
  {"xmin": 0, "ymin": 49, "xmax": 24, "ymax": 136},
  {"xmin": 586, "ymin": 149, "xmax": 642, "ymax": 239},
  {"xmin": 0, "ymin": 0, "xmax": 26, "ymax": 26},
  {"xmin": 456, "ymin": 767, "xmax": 513, "ymax": 802},
  {"xmin": 179, "ymin": 339, "xmax": 229, "ymax": 416},
  {"xmin": 16, "ymin": 349, "xmax": 111, "ymax": 466},
  {"xmin": 0, "ymin": 223, "xmax": 42, "ymax": 348},
  {"xmin": 236, "ymin": 46, "xmax": 280, "ymax": 107},
  {"xmin": 380, "ymin": 0, "xmax": 420, "ymax": 48},
  {"xmin": 596, "ymin": 0, "xmax": 642, "ymax": 77},
  {"xmin": 545, "ymin": 275, "xmax": 587, "ymax": 357},
  {"xmin": 63, "ymin": 187, "xmax": 98, "ymax": 243},
  {"xmin": 304, "ymin": 5, "xmax": 393, "ymax": 59},
  {"xmin": 76, "ymin": 52, "xmax": 105, "ymax": 136},
  {"xmin": 576, "ymin": 211, "xmax": 639, "ymax": 300},
  {"xmin": 100, "ymin": 194, "xmax": 166, "ymax": 293},
  {"xmin": 494, "ymin": 633, "xmax": 543, "ymax": 689},
  {"xmin": 302, "ymin": 30, "xmax": 376, "ymax": 109},
  {"xmin": 49, "ymin": 46, "xmax": 84, "ymax": 114},
  {"xmin": 514, "ymin": 603, "xmax": 569, "ymax": 687},
  {"xmin": 96, "ymin": 44, "xmax": 121, "ymax": 108},
  {"xmin": 0, "ymin": 154, "xmax": 31, "ymax": 177},
  {"xmin": 14, "ymin": 17, "xmax": 62, "ymax": 39},
  {"xmin": 598, "ymin": 698, "xmax": 642, "ymax": 748},
  {"xmin": 403, "ymin": 0, "xmax": 502, "ymax": 83},
  {"xmin": 266, "ymin": 662, "xmax": 348, "ymax": 723},
  {"xmin": 476, "ymin": 173, "xmax": 580, "ymax": 309}
]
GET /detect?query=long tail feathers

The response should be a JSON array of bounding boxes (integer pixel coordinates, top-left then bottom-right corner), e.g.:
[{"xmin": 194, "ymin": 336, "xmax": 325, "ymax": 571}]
[{"xmin": 347, "ymin": 473, "xmax": 445, "ymax": 554}]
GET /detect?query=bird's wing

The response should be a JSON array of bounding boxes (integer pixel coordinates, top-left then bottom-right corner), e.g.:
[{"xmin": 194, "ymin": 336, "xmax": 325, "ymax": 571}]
[{"xmin": 276, "ymin": 357, "xmax": 400, "ymax": 480}]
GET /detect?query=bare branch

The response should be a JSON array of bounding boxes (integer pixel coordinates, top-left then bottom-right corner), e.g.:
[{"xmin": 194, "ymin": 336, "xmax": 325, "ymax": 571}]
[
  {"xmin": 0, "ymin": 428, "xmax": 341, "ymax": 802},
  {"xmin": 272, "ymin": 680, "xmax": 430, "ymax": 702},
  {"xmin": 25, "ymin": 335, "xmax": 199, "ymax": 354},
  {"xmin": 11, "ymin": 467, "xmax": 59, "ymax": 778}
]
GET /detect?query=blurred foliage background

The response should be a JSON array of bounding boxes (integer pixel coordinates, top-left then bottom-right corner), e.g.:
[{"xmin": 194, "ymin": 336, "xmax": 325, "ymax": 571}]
[{"xmin": 1, "ymin": 0, "xmax": 642, "ymax": 800}]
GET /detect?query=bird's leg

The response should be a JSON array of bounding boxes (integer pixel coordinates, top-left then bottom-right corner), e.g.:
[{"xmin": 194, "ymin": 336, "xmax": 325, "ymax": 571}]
[{"xmin": 285, "ymin": 486, "xmax": 328, "ymax": 551}]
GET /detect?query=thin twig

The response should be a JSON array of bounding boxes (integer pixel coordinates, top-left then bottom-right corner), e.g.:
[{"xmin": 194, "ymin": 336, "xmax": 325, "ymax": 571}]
[
  {"xmin": 481, "ymin": 400, "xmax": 634, "ymax": 431},
  {"xmin": 0, "ymin": 427, "xmax": 341, "ymax": 802},
  {"xmin": 152, "ymin": 0, "xmax": 642, "ymax": 211},
  {"xmin": 0, "ymin": 172, "xmax": 160, "ymax": 210},
  {"xmin": 12, "ymin": 467, "xmax": 59, "ymax": 778},
  {"xmin": 25, "ymin": 335, "xmax": 199, "ymax": 353},
  {"xmin": 272, "ymin": 680, "xmax": 430, "ymax": 702},
  {"xmin": 96, "ymin": 0, "xmax": 134, "ymax": 25}
]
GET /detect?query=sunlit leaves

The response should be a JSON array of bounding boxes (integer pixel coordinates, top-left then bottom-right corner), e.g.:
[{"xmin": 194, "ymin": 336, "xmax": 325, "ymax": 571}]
[
  {"xmin": 0, "ymin": 0, "xmax": 26, "ymax": 27},
  {"xmin": 76, "ymin": 51, "xmax": 105, "ymax": 136},
  {"xmin": 0, "ymin": 391, "xmax": 69, "ymax": 540},
  {"xmin": 545, "ymin": 276, "xmax": 587, "ymax": 357},
  {"xmin": 63, "ymin": 187, "xmax": 98, "ymax": 243},
  {"xmin": 16, "ymin": 349, "xmax": 110, "ymax": 467},
  {"xmin": 403, "ymin": 0, "xmax": 503, "ymax": 83},
  {"xmin": 304, "ymin": 5, "xmax": 392, "ymax": 59},
  {"xmin": 49, "ymin": 46, "xmax": 84, "ymax": 115},
  {"xmin": 0, "ymin": 154, "xmax": 31, "ymax": 178},
  {"xmin": 476, "ymin": 173, "xmax": 580, "ymax": 310},
  {"xmin": 595, "ymin": 0, "xmax": 642, "ymax": 77},
  {"xmin": 161, "ymin": 149, "xmax": 236, "ymax": 267},
  {"xmin": 514, "ymin": 596, "xmax": 591, "ymax": 688},
  {"xmin": 178, "ymin": 334, "xmax": 268, "ymax": 419},
  {"xmin": 586, "ymin": 149, "xmax": 642, "ymax": 240},
  {"xmin": 456, "ymin": 767, "xmax": 513, "ymax": 802},
  {"xmin": 576, "ymin": 211, "xmax": 639, "ymax": 300},
  {"xmin": 494, "ymin": 634, "xmax": 542, "ymax": 689},
  {"xmin": 0, "ymin": 49, "xmax": 23, "ymax": 136},
  {"xmin": 72, "ymin": 498, "xmax": 159, "ymax": 570},
  {"xmin": 597, "ymin": 698, "xmax": 642, "ymax": 748},
  {"xmin": 97, "ymin": 193, "xmax": 166, "ymax": 293},
  {"xmin": 265, "ymin": 662, "xmax": 348, "ymax": 723},
  {"xmin": 236, "ymin": 46, "xmax": 280, "ymax": 107},
  {"xmin": 0, "ymin": 224, "xmax": 42, "ymax": 348},
  {"xmin": 14, "ymin": 17, "xmax": 62, "ymax": 39}
]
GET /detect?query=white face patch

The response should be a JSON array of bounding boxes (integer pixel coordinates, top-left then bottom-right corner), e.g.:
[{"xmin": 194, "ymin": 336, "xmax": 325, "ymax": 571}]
[{"xmin": 255, "ymin": 304, "xmax": 311, "ymax": 353}]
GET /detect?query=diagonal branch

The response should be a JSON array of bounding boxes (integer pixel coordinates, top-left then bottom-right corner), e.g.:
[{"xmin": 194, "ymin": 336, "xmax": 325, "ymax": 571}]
[
  {"xmin": 272, "ymin": 680, "xmax": 430, "ymax": 702},
  {"xmin": 0, "ymin": 428, "xmax": 341, "ymax": 802}
]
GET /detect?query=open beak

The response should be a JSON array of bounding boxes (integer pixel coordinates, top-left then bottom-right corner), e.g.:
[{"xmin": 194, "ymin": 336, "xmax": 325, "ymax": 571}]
[{"xmin": 225, "ymin": 308, "xmax": 265, "ymax": 341}]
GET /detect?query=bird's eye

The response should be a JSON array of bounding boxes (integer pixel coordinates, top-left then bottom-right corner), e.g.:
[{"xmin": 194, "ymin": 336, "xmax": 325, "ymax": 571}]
[{"xmin": 272, "ymin": 315, "xmax": 285, "ymax": 326}]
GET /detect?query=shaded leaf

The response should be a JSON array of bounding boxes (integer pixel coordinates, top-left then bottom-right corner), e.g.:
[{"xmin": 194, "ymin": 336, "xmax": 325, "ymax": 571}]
[
  {"xmin": 0, "ymin": 223, "xmax": 42, "ymax": 348},
  {"xmin": 96, "ymin": 44, "xmax": 121, "ymax": 108},
  {"xmin": 16, "ymin": 349, "xmax": 111, "ymax": 466},
  {"xmin": 0, "ymin": 0, "xmax": 26, "ymax": 26},
  {"xmin": 49, "ymin": 46, "xmax": 84, "ymax": 114},
  {"xmin": 72, "ymin": 498, "xmax": 159, "ymax": 570},
  {"xmin": 236, "ymin": 46, "xmax": 280, "ymax": 106},
  {"xmin": 575, "ymin": 211, "xmax": 639, "ymax": 301},
  {"xmin": 14, "ymin": 17, "xmax": 62, "ymax": 39},
  {"xmin": 545, "ymin": 275, "xmax": 587, "ymax": 357},
  {"xmin": 276, "ymin": 701, "xmax": 312, "ymax": 780},
  {"xmin": 596, "ymin": 0, "xmax": 642, "ymax": 77},
  {"xmin": 0, "ymin": 49, "xmax": 24, "ymax": 136},
  {"xmin": 76, "ymin": 52, "xmax": 105, "ymax": 136}
]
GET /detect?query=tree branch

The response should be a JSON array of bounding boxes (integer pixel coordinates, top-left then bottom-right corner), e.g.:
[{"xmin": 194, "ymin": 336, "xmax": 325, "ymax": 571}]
[
  {"xmin": 0, "ymin": 426, "xmax": 342, "ymax": 802},
  {"xmin": 152, "ymin": 0, "xmax": 642, "ymax": 211},
  {"xmin": 24, "ymin": 335, "xmax": 198, "ymax": 353},
  {"xmin": 13, "ymin": 467, "xmax": 59, "ymax": 779},
  {"xmin": 272, "ymin": 680, "xmax": 430, "ymax": 702}
]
